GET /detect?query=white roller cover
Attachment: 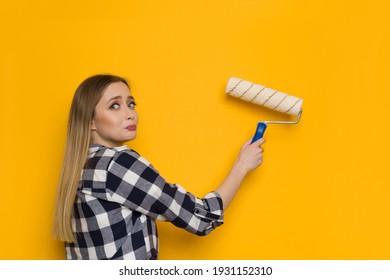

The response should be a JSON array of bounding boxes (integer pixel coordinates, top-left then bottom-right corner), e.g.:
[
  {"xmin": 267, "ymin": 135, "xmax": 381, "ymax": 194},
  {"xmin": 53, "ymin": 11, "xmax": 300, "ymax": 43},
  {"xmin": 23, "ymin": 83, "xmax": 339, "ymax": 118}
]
[{"xmin": 226, "ymin": 77, "xmax": 303, "ymax": 116}]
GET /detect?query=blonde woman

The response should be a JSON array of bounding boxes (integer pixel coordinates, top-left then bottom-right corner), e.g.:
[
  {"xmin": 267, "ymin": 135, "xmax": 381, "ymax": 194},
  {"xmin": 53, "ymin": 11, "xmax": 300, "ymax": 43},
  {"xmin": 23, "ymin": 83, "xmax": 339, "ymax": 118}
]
[{"xmin": 53, "ymin": 74, "xmax": 265, "ymax": 260}]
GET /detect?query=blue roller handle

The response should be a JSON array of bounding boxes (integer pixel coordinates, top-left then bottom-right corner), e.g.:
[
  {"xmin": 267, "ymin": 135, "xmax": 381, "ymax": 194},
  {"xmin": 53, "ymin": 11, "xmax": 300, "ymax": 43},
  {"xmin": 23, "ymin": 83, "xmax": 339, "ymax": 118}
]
[{"xmin": 251, "ymin": 122, "xmax": 267, "ymax": 143}]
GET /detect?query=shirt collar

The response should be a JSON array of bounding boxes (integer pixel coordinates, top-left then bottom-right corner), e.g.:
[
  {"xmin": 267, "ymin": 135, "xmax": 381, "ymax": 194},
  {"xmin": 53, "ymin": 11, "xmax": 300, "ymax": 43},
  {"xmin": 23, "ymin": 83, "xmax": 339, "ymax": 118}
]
[{"xmin": 89, "ymin": 143, "xmax": 129, "ymax": 155}]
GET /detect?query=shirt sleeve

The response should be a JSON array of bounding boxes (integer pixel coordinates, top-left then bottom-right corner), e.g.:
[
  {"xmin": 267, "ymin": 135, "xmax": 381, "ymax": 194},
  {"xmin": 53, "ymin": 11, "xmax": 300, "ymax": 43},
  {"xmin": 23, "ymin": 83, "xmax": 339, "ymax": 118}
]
[{"xmin": 93, "ymin": 149, "xmax": 223, "ymax": 236}]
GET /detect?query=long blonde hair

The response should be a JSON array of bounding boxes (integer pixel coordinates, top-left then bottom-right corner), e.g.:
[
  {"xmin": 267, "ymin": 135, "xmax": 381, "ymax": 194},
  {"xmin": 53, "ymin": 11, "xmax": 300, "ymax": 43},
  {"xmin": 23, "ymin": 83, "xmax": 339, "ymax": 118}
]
[{"xmin": 52, "ymin": 74, "xmax": 129, "ymax": 243}]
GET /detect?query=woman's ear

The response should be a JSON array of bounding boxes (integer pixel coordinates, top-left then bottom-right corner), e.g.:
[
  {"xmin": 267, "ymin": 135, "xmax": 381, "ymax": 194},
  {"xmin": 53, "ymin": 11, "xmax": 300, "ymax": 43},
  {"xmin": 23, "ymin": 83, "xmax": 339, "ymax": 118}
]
[{"xmin": 91, "ymin": 120, "xmax": 96, "ymax": 131}]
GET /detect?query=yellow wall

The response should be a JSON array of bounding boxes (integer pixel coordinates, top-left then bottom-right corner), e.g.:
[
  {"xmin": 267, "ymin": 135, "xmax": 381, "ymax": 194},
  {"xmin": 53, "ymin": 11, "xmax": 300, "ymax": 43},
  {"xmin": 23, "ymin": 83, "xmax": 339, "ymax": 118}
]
[{"xmin": 1, "ymin": 0, "xmax": 389, "ymax": 259}]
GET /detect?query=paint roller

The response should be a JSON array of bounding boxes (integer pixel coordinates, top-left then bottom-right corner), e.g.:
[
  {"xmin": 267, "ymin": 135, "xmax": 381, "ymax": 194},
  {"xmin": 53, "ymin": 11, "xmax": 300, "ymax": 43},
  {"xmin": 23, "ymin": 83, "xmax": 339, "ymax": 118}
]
[{"xmin": 226, "ymin": 77, "xmax": 303, "ymax": 143}]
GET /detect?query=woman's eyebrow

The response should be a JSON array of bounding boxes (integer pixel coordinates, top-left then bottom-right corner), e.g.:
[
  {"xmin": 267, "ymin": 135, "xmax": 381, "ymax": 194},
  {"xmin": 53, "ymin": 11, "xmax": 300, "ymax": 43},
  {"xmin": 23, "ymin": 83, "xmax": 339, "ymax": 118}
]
[
  {"xmin": 106, "ymin": 95, "xmax": 134, "ymax": 104},
  {"xmin": 107, "ymin": 96, "xmax": 121, "ymax": 104}
]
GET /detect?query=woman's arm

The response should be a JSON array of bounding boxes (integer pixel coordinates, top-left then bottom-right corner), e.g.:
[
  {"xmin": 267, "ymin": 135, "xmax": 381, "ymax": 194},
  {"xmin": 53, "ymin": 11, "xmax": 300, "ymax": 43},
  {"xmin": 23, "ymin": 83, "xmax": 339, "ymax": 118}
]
[
  {"xmin": 86, "ymin": 139, "xmax": 264, "ymax": 235},
  {"xmin": 215, "ymin": 138, "xmax": 265, "ymax": 210}
]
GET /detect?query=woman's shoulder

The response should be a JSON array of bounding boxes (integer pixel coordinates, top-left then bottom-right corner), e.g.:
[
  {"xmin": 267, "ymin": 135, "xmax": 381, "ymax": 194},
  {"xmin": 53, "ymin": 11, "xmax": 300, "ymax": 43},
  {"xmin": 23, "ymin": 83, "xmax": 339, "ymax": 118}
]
[{"xmin": 89, "ymin": 144, "xmax": 152, "ymax": 169}]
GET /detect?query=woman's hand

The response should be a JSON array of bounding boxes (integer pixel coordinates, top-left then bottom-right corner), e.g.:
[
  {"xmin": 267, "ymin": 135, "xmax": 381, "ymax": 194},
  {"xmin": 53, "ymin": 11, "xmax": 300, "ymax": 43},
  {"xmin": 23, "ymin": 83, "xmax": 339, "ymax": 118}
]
[{"xmin": 235, "ymin": 138, "xmax": 266, "ymax": 174}]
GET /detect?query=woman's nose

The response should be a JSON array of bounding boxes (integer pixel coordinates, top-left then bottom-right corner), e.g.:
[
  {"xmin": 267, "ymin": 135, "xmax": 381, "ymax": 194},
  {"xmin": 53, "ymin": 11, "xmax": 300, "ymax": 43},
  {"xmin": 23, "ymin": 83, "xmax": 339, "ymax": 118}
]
[{"xmin": 125, "ymin": 107, "xmax": 135, "ymax": 120}]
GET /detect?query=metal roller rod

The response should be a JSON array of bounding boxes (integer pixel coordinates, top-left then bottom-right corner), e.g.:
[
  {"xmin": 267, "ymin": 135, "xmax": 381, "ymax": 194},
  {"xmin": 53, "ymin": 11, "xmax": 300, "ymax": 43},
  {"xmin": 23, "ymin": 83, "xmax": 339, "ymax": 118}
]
[{"xmin": 264, "ymin": 109, "xmax": 302, "ymax": 125}]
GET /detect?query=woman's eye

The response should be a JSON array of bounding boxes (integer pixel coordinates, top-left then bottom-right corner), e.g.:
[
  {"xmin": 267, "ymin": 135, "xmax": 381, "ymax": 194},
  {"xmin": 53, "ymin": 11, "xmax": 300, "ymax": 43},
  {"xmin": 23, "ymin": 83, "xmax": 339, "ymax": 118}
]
[
  {"xmin": 110, "ymin": 103, "xmax": 120, "ymax": 109},
  {"xmin": 128, "ymin": 102, "xmax": 137, "ymax": 109}
]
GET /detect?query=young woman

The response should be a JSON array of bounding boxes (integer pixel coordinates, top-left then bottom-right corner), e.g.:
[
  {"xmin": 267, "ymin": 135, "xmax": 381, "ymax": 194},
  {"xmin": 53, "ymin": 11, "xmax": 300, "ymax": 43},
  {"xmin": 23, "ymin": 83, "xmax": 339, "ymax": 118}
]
[{"xmin": 52, "ymin": 74, "xmax": 265, "ymax": 260}]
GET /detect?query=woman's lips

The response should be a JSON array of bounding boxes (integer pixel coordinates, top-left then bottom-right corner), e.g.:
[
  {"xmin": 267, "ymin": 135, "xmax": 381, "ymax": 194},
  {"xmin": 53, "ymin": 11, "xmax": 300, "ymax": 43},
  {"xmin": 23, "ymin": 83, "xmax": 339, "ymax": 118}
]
[{"xmin": 125, "ymin": 125, "xmax": 137, "ymax": 131}]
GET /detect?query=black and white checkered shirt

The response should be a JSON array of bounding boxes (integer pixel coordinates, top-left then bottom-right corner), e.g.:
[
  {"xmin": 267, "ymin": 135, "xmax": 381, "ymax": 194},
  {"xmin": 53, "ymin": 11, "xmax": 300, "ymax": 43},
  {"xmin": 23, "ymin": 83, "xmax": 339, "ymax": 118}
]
[{"xmin": 65, "ymin": 144, "xmax": 224, "ymax": 260}]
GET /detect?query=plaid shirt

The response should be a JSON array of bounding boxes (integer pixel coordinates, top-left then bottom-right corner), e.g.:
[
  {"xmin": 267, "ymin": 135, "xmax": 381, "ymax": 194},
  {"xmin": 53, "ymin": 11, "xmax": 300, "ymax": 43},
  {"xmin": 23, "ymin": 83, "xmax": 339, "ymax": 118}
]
[{"xmin": 65, "ymin": 144, "xmax": 224, "ymax": 260}]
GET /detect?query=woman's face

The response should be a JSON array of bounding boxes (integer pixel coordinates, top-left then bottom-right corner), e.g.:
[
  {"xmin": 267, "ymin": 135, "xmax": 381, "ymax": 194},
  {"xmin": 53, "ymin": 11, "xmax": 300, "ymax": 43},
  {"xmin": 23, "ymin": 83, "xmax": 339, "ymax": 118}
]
[{"xmin": 91, "ymin": 82, "xmax": 138, "ymax": 147}]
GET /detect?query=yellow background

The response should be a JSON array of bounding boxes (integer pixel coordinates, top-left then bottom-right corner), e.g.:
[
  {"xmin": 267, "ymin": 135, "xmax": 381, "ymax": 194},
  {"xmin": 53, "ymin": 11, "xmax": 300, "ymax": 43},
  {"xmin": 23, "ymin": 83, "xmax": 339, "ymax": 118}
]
[{"xmin": 0, "ymin": 0, "xmax": 389, "ymax": 260}]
